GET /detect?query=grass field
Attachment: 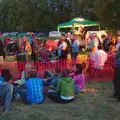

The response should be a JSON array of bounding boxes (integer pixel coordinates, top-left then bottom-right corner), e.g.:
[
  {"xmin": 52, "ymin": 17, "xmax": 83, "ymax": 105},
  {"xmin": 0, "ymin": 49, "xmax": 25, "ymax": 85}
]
[{"xmin": 1, "ymin": 82, "xmax": 120, "ymax": 120}]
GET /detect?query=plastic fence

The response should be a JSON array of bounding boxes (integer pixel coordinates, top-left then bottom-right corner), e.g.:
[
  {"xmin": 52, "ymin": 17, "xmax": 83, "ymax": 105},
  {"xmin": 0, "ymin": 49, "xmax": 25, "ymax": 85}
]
[{"xmin": 0, "ymin": 55, "xmax": 115, "ymax": 82}]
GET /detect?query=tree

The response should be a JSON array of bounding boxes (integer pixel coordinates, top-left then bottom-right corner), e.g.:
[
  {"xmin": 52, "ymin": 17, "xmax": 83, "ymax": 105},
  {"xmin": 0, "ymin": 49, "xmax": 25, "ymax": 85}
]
[
  {"xmin": 1, "ymin": 0, "xmax": 112, "ymax": 31},
  {"xmin": 69, "ymin": 0, "xmax": 96, "ymax": 20},
  {"xmin": 93, "ymin": 0, "xmax": 120, "ymax": 29}
]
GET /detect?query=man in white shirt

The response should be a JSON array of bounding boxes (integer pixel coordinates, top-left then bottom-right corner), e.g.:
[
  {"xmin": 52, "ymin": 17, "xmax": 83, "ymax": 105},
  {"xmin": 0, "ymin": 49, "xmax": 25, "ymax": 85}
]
[{"xmin": 89, "ymin": 45, "xmax": 107, "ymax": 70}]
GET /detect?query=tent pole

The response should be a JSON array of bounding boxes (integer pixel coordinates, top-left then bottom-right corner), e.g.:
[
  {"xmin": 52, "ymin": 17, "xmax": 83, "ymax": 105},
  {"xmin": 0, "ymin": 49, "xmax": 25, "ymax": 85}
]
[
  {"xmin": 72, "ymin": 23, "xmax": 75, "ymax": 34},
  {"xmin": 57, "ymin": 26, "xmax": 60, "ymax": 32},
  {"xmin": 98, "ymin": 25, "xmax": 101, "ymax": 30},
  {"xmin": 57, "ymin": 27, "xmax": 60, "ymax": 39}
]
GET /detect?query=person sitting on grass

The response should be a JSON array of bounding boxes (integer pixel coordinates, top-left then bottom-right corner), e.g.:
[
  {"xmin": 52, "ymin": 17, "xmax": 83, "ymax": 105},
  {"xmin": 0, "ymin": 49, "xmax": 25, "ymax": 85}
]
[
  {"xmin": 72, "ymin": 64, "xmax": 85, "ymax": 94},
  {"xmin": 0, "ymin": 69, "xmax": 13, "ymax": 113},
  {"xmin": 47, "ymin": 69, "xmax": 75, "ymax": 103},
  {"xmin": 43, "ymin": 68, "xmax": 61, "ymax": 89},
  {"xmin": 15, "ymin": 64, "xmax": 34, "ymax": 85},
  {"xmin": 18, "ymin": 70, "xmax": 44, "ymax": 104},
  {"xmin": 49, "ymin": 68, "xmax": 61, "ymax": 90}
]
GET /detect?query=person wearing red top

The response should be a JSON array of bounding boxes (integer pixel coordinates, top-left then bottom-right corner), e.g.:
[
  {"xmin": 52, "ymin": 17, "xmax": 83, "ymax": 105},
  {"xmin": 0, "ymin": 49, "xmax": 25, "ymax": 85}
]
[
  {"xmin": 38, "ymin": 47, "xmax": 52, "ymax": 62},
  {"xmin": 4, "ymin": 37, "xmax": 9, "ymax": 46}
]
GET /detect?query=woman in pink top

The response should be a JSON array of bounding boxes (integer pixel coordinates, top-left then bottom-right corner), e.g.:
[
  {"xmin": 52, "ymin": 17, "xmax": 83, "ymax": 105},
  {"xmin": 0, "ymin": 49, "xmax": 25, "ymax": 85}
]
[{"xmin": 73, "ymin": 64, "xmax": 85, "ymax": 94}]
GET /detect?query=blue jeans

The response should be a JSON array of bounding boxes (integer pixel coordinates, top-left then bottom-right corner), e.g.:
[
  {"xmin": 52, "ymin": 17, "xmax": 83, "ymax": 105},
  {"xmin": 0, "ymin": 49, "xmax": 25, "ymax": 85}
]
[
  {"xmin": 43, "ymin": 70, "xmax": 54, "ymax": 86},
  {"xmin": 43, "ymin": 70, "xmax": 53, "ymax": 79},
  {"xmin": 18, "ymin": 88, "xmax": 45, "ymax": 104},
  {"xmin": 51, "ymin": 76, "xmax": 60, "ymax": 89},
  {"xmin": 74, "ymin": 85, "xmax": 81, "ymax": 94},
  {"xmin": 48, "ymin": 92, "xmax": 74, "ymax": 103},
  {"xmin": 72, "ymin": 52, "xmax": 78, "ymax": 59},
  {"xmin": 18, "ymin": 89, "xmax": 27, "ymax": 103},
  {"xmin": 0, "ymin": 83, "xmax": 13, "ymax": 112}
]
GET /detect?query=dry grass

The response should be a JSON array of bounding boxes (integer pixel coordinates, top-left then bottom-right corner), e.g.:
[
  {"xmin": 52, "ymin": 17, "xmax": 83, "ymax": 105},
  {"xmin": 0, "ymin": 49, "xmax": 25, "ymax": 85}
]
[{"xmin": 1, "ymin": 82, "xmax": 120, "ymax": 120}]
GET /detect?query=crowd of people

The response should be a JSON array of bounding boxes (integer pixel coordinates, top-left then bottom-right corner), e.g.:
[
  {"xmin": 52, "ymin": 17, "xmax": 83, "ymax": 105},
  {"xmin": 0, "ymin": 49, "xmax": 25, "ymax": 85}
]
[
  {"xmin": 0, "ymin": 63, "xmax": 85, "ymax": 114},
  {"xmin": 0, "ymin": 30, "xmax": 120, "ymax": 114},
  {"xmin": 0, "ymin": 33, "xmax": 83, "ymax": 62},
  {"xmin": 0, "ymin": 30, "xmax": 118, "ymax": 63}
]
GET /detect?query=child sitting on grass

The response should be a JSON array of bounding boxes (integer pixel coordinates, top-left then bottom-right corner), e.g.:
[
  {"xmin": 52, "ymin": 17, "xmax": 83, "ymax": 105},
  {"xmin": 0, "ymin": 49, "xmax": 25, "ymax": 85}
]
[
  {"xmin": 49, "ymin": 68, "xmax": 61, "ymax": 90},
  {"xmin": 43, "ymin": 68, "xmax": 61, "ymax": 88},
  {"xmin": 47, "ymin": 69, "xmax": 74, "ymax": 103},
  {"xmin": 70, "ymin": 64, "xmax": 85, "ymax": 94}
]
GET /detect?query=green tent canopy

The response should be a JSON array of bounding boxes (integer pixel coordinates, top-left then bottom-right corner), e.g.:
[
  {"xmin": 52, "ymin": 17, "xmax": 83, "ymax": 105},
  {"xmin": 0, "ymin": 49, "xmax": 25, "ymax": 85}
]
[{"xmin": 57, "ymin": 18, "xmax": 100, "ymax": 31}]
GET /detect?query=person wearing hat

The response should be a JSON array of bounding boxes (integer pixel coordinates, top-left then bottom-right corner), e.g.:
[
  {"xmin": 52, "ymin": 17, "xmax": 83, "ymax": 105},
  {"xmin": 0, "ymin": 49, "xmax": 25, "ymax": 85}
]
[{"xmin": 0, "ymin": 69, "xmax": 13, "ymax": 113}]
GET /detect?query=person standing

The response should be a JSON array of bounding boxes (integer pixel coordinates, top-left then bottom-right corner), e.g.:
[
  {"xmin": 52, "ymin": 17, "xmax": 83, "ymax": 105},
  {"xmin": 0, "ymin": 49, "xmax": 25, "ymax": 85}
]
[
  {"xmin": 89, "ymin": 44, "xmax": 107, "ymax": 70},
  {"xmin": 31, "ymin": 37, "xmax": 38, "ymax": 61},
  {"xmin": 116, "ymin": 36, "xmax": 120, "ymax": 51},
  {"xmin": 27, "ymin": 35, "xmax": 32, "ymax": 47},
  {"xmin": 112, "ymin": 47, "xmax": 120, "ymax": 101},
  {"xmin": 0, "ymin": 40, "xmax": 5, "ymax": 62},
  {"xmin": 58, "ymin": 35, "xmax": 68, "ymax": 60},
  {"xmin": 23, "ymin": 36, "xmax": 32, "ymax": 61},
  {"xmin": 4, "ymin": 37, "xmax": 9, "ymax": 46},
  {"xmin": 65, "ymin": 33, "xmax": 71, "ymax": 49},
  {"xmin": 71, "ymin": 35, "xmax": 80, "ymax": 59},
  {"xmin": 88, "ymin": 34, "xmax": 99, "ymax": 52},
  {"xmin": 111, "ymin": 31, "xmax": 120, "ymax": 101},
  {"xmin": 102, "ymin": 35, "xmax": 110, "ymax": 52},
  {"xmin": 88, "ymin": 44, "xmax": 107, "ymax": 79}
]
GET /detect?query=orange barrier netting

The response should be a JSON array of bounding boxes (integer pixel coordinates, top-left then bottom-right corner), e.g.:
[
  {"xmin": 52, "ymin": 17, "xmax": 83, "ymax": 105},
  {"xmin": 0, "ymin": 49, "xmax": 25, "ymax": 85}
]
[{"xmin": 0, "ymin": 56, "xmax": 115, "ymax": 82}]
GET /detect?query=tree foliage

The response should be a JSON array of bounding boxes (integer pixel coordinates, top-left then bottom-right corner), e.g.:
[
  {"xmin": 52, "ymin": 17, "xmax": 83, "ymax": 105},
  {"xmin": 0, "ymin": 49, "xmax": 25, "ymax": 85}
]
[
  {"xmin": 0, "ymin": 0, "xmax": 119, "ymax": 31},
  {"xmin": 93, "ymin": 0, "xmax": 120, "ymax": 29}
]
